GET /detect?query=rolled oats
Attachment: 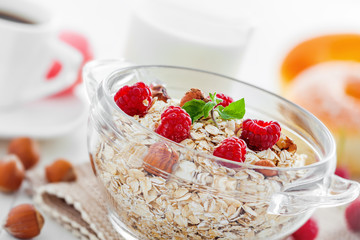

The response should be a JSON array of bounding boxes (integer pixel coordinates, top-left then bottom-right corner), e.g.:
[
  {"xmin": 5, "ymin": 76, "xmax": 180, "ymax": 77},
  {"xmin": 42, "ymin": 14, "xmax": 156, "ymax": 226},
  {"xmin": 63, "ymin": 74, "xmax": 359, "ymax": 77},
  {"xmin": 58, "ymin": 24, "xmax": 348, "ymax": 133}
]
[{"xmin": 94, "ymin": 100, "xmax": 309, "ymax": 239}]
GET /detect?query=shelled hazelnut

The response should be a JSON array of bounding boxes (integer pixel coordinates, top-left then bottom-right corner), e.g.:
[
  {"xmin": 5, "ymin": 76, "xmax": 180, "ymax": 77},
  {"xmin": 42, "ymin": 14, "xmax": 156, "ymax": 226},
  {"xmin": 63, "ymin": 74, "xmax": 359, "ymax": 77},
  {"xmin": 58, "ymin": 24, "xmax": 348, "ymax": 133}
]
[
  {"xmin": 150, "ymin": 83, "xmax": 170, "ymax": 102},
  {"xmin": 254, "ymin": 159, "xmax": 278, "ymax": 177},
  {"xmin": 276, "ymin": 135, "xmax": 297, "ymax": 154}
]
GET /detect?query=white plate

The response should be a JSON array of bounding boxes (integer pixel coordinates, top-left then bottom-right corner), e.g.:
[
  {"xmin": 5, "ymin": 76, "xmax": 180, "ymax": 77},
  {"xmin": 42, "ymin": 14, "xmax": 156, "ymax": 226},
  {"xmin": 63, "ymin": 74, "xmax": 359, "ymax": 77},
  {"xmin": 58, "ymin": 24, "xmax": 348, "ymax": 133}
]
[{"xmin": 0, "ymin": 91, "xmax": 89, "ymax": 139}]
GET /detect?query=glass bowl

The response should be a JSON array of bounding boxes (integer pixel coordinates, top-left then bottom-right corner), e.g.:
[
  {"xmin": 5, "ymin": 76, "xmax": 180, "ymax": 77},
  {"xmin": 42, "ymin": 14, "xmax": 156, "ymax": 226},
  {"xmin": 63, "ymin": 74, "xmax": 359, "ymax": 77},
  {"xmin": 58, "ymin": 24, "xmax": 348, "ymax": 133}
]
[{"xmin": 84, "ymin": 60, "xmax": 360, "ymax": 240}]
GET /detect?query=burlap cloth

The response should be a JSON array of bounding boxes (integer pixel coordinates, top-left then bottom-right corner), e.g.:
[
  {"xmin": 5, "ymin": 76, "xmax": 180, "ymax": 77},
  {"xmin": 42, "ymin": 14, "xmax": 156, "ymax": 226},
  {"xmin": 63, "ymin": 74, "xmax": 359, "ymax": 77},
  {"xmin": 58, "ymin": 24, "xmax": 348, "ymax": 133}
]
[
  {"xmin": 27, "ymin": 162, "xmax": 123, "ymax": 240},
  {"xmin": 26, "ymin": 162, "xmax": 360, "ymax": 240}
]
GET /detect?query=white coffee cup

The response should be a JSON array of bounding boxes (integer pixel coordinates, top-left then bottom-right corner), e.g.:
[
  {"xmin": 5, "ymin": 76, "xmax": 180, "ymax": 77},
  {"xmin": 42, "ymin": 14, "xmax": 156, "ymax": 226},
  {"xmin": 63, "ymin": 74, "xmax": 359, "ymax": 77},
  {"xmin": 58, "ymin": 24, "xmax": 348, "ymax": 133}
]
[{"xmin": 0, "ymin": 0, "xmax": 82, "ymax": 108}]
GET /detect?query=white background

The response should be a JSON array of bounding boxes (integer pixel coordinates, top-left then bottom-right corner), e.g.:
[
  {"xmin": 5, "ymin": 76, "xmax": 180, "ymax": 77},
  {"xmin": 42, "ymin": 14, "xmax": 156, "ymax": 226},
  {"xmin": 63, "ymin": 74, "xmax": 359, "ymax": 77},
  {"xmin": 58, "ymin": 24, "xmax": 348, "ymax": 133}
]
[
  {"xmin": 27, "ymin": 0, "xmax": 360, "ymax": 91},
  {"xmin": 1, "ymin": 0, "xmax": 360, "ymax": 239}
]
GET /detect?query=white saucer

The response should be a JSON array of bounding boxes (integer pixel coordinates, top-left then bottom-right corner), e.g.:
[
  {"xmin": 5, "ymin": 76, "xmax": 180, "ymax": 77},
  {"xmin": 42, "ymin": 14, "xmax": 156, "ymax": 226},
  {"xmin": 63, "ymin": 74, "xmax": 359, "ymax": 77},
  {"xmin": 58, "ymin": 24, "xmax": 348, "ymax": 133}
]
[{"xmin": 0, "ymin": 90, "xmax": 89, "ymax": 139}]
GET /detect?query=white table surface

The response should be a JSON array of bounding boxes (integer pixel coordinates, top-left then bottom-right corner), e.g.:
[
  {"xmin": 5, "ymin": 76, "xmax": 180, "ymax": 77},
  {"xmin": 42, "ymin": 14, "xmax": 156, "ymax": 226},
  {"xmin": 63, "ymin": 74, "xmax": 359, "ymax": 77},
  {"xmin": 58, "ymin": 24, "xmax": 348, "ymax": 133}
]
[{"xmin": 1, "ymin": 0, "xmax": 360, "ymax": 239}]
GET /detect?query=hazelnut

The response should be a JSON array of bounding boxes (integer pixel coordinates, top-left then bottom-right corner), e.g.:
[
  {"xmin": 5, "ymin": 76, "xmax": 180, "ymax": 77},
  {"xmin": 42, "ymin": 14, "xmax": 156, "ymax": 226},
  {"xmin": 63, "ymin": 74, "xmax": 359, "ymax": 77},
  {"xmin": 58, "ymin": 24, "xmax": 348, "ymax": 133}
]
[
  {"xmin": 180, "ymin": 88, "xmax": 206, "ymax": 107},
  {"xmin": 143, "ymin": 142, "xmax": 179, "ymax": 178},
  {"xmin": 254, "ymin": 159, "xmax": 278, "ymax": 177},
  {"xmin": 4, "ymin": 204, "xmax": 45, "ymax": 239},
  {"xmin": 150, "ymin": 83, "xmax": 170, "ymax": 102},
  {"xmin": 276, "ymin": 135, "xmax": 297, "ymax": 154},
  {"xmin": 8, "ymin": 137, "xmax": 40, "ymax": 170},
  {"xmin": 0, "ymin": 155, "xmax": 25, "ymax": 193},
  {"xmin": 45, "ymin": 158, "xmax": 77, "ymax": 183}
]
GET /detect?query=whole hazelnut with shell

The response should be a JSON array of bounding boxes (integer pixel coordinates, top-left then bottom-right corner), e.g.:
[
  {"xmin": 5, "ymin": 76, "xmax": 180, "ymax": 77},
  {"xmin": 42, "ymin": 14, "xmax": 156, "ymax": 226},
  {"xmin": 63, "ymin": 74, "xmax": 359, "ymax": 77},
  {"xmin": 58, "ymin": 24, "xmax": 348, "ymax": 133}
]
[
  {"xmin": 4, "ymin": 204, "xmax": 45, "ymax": 239},
  {"xmin": 8, "ymin": 137, "xmax": 40, "ymax": 170},
  {"xmin": 143, "ymin": 142, "xmax": 179, "ymax": 177},
  {"xmin": 45, "ymin": 158, "xmax": 77, "ymax": 183},
  {"xmin": 0, "ymin": 154, "xmax": 25, "ymax": 193}
]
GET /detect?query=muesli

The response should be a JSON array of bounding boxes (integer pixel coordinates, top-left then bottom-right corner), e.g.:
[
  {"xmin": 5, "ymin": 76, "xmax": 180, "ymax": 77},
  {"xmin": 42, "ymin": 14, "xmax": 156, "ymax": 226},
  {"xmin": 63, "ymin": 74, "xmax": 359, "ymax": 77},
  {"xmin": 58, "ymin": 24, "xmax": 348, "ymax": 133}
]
[{"xmin": 93, "ymin": 82, "xmax": 308, "ymax": 239}]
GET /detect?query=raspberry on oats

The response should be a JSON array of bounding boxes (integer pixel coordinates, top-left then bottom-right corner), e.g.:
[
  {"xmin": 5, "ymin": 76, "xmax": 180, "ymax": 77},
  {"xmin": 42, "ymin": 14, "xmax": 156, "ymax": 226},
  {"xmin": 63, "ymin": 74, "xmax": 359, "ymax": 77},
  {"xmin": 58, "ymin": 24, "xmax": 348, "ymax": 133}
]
[
  {"xmin": 216, "ymin": 93, "xmax": 233, "ymax": 108},
  {"xmin": 156, "ymin": 106, "xmax": 191, "ymax": 143},
  {"xmin": 213, "ymin": 137, "xmax": 246, "ymax": 167},
  {"xmin": 114, "ymin": 82, "xmax": 152, "ymax": 117},
  {"xmin": 240, "ymin": 119, "xmax": 281, "ymax": 151}
]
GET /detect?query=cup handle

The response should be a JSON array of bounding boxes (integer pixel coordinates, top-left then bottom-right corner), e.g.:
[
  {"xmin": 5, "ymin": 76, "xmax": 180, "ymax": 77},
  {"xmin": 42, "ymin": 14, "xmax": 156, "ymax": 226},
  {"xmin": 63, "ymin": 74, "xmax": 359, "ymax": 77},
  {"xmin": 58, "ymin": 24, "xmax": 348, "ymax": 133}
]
[
  {"xmin": 44, "ymin": 40, "xmax": 83, "ymax": 93},
  {"xmin": 268, "ymin": 174, "xmax": 360, "ymax": 216},
  {"xmin": 23, "ymin": 40, "xmax": 83, "ymax": 102},
  {"xmin": 82, "ymin": 59, "xmax": 133, "ymax": 103}
]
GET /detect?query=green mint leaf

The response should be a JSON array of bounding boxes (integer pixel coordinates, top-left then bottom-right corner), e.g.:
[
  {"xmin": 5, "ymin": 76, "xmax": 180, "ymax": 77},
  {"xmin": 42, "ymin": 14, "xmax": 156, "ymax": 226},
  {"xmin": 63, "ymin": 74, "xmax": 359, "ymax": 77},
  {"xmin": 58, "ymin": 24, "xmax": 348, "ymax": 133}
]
[
  {"xmin": 209, "ymin": 92, "xmax": 223, "ymax": 105},
  {"xmin": 182, "ymin": 99, "xmax": 206, "ymax": 123},
  {"xmin": 217, "ymin": 98, "xmax": 245, "ymax": 120},
  {"xmin": 217, "ymin": 106, "xmax": 232, "ymax": 120},
  {"xmin": 203, "ymin": 102, "xmax": 216, "ymax": 118},
  {"xmin": 181, "ymin": 93, "xmax": 244, "ymax": 123},
  {"xmin": 209, "ymin": 92, "xmax": 216, "ymax": 102}
]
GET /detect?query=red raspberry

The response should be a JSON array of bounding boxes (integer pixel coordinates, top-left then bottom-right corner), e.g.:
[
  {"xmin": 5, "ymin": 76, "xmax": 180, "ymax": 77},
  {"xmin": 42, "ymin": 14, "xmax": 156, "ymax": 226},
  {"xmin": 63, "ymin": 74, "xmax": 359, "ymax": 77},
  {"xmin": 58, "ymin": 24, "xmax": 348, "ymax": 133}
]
[
  {"xmin": 213, "ymin": 137, "xmax": 247, "ymax": 167},
  {"xmin": 156, "ymin": 106, "xmax": 191, "ymax": 143},
  {"xmin": 240, "ymin": 119, "xmax": 281, "ymax": 151},
  {"xmin": 345, "ymin": 198, "xmax": 360, "ymax": 232},
  {"xmin": 216, "ymin": 93, "xmax": 233, "ymax": 108},
  {"xmin": 114, "ymin": 82, "xmax": 152, "ymax": 117},
  {"xmin": 335, "ymin": 166, "xmax": 351, "ymax": 179},
  {"xmin": 292, "ymin": 217, "xmax": 319, "ymax": 240}
]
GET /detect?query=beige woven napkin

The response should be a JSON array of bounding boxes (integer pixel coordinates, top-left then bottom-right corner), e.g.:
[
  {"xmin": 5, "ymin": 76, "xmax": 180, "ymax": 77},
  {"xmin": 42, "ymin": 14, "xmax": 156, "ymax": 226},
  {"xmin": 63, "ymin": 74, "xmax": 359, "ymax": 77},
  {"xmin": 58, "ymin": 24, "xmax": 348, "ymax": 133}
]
[
  {"xmin": 27, "ymin": 162, "xmax": 123, "ymax": 240},
  {"xmin": 26, "ymin": 162, "xmax": 360, "ymax": 240}
]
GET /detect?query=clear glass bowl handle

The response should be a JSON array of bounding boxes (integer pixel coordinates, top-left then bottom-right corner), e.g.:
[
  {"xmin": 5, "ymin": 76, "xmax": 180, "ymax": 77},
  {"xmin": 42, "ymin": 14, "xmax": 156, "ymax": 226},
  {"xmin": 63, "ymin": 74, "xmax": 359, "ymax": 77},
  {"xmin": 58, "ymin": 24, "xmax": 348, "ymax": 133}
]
[
  {"xmin": 268, "ymin": 174, "xmax": 360, "ymax": 215},
  {"xmin": 82, "ymin": 59, "xmax": 133, "ymax": 102}
]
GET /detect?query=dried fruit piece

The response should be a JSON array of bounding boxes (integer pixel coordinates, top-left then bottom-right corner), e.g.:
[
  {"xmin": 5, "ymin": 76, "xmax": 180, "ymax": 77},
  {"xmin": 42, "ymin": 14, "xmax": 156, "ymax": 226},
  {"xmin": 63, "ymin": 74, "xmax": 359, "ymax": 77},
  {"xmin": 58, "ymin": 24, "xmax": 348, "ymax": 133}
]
[
  {"xmin": 143, "ymin": 142, "xmax": 179, "ymax": 177},
  {"xmin": 114, "ymin": 81, "xmax": 152, "ymax": 117},
  {"xmin": 8, "ymin": 137, "xmax": 40, "ymax": 170},
  {"xmin": 213, "ymin": 137, "xmax": 247, "ymax": 168},
  {"xmin": 4, "ymin": 204, "xmax": 45, "ymax": 239},
  {"xmin": 156, "ymin": 106, "xmax": 191, "ymax": 143},
  {"xmin": 240, "ymin": 119, "xmax": 281, "ymax": 151},
  {"xmin": 45, "ymin": 159, "xmax": 77, "ymax": 183},
  {"xmin": 254, "ymin": 159, "xmax": 278, "ymax": 177},
  {"xmin": 276, "ymin": 134, "xmax": 297, "ymax": 153},
  {"xmin": 150, "ymin": 83, "xmax": 170, "ymax": 102},
  {"xmin": 0, "ymin": 155, "xmax": 25, "ymax": 193},
  {"xmin": 345, "ymin": 198, "xmax": 360, "ymax": 232},
  {"xmin": 291, "ymin": 217, "xmax": 319, "ymax": 240},
  {"xmin": 180, "ymin": 88, "xmax": 206, "ymax": 107}
]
